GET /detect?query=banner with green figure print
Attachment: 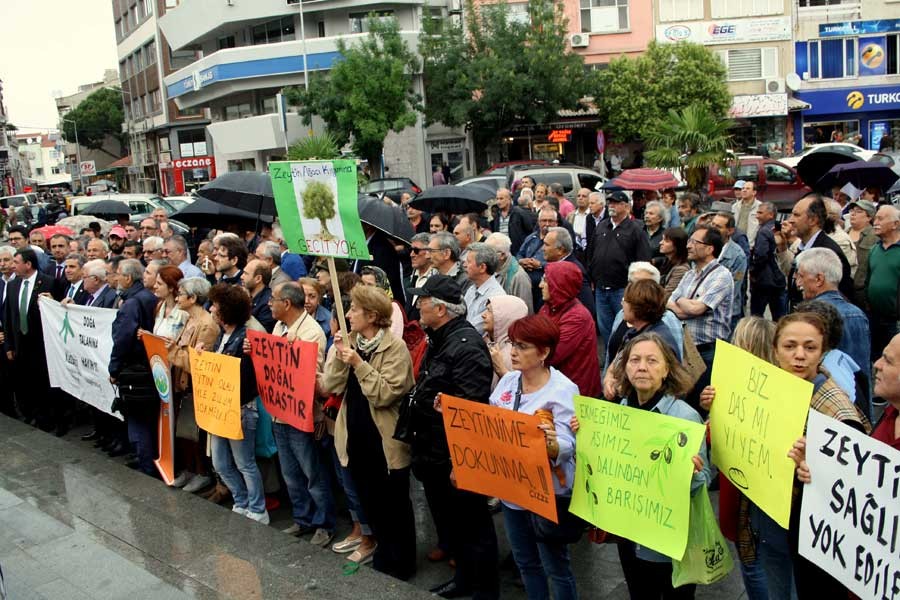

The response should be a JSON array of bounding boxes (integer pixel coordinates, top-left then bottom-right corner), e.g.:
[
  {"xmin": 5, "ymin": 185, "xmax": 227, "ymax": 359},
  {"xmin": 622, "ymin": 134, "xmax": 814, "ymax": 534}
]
[
  {"xmin": 269, "ymin": 160, "xmax": 369, "ymax": 260},
  {"xmin": 570, "ymin": 396, "xmax": 706, "ymax": 560}
]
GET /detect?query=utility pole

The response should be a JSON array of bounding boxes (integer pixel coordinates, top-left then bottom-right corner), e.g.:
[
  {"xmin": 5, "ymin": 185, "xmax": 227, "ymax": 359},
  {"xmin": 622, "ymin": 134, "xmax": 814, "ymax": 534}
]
[{"xmin": 62, "ymin": 118, "xmax": 83, "ymax": 193}]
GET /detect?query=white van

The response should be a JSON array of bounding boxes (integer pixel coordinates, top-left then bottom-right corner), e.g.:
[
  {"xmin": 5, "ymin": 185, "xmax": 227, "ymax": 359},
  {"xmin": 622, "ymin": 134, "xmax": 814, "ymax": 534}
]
[{"xmin": 70, "ymin": 193, "xmax": 176, "ymax": 217}]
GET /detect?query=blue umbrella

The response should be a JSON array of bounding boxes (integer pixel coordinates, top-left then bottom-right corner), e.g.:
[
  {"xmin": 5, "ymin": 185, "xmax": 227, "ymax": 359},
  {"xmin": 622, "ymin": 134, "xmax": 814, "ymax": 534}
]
[{"xmin": 817, "ymin": 160, "xmax": 899, "ymax": 191}]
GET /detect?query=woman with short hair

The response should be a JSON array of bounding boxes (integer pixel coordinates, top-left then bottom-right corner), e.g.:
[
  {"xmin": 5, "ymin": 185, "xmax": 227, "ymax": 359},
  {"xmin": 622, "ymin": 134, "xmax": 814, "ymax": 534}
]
[{"xmin": 656, "ymin": 227, "xmax": 690, "ymax": 298}]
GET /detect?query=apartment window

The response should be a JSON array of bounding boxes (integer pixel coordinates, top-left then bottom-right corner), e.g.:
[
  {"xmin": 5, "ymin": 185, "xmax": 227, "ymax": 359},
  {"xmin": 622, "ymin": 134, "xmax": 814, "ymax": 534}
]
[
  {"xmin": 580, "ymin": 0, "xmax": 629, "ymax": 34},
  {"xmin": 116, "ymin": 19, "xmax": 124, "ymax": 39},
  {"xmin": 659, "ymin": 0, "xmax": 703, "ymax": 22},
  {"xmin": 710, "ymin": 0, "xmax": 781, "ymax": 18},
  {"xmin": 261, "ymin": 96, "xmax": 278, "ymax": 115},
  {"xmin": 177, "ymin": 106, "xmax": 201, "ymax": 117},
  {"xmin": 132, "ymin": 98, "xmax": 142, "ymax": 118},
  {"xmin": 169, "ymin": 46, "xmax": 196, "ymax": 69},
  {"xmin": 51, "ymin": 166, "xmax": 61, "ymax": 175},
  {"xmin": 119, "ymin": 60, "xmax": 127, "ymax": 82},
  {"xmin": 159, "ymin": 137, "xmax": 170, "ymax": 152},
  {"xmin": 349, "ymin": 11, "xmax": 395, "ymax": 34},
  {"xmin": 178, "ymin": 129, "xmax": 207, "ymax": 157},
  {"xmin": 134, "ymin": 50, "xmax": 143, "ymax": 72},
  {"xmin": 799, "ymin": 0, "xmax": 856, "ymax": 6},
  {"xmin": 224, "ymin": 103, "xmax": 253, "ymax": 120},
  {"xmin": 141, "ymin": 0, "xmax": 152, "ymax": 18},
  {"xmin": 145, "ymin": 41, "xmax": 157, "ymax": 66},
  {"xmin": 228, "ymin": 158, "xmax": 256, "ymax": 171},
  {"xmin": 251, "ymin": 17, "xmax": 296, "ymax": 45},
  {"xmin": 36, "ymin": 168, "xmax": 43, "ymax": 176},
  {"xmin": 317, "ymin": 21, "xmax": 326, "ymax": 37},
  {"xmin": 130, "ymin": 5, "xmax": 138, "ymax": 26},
  {"xmin": 218, "ymin": 35, "xmax": 236, "ymax": 50},
  {"xmin": 150, "ymin": 89, "xmax": 162, "ymax": 113},
  {"xmin": 807, "ymin": 38, "xmax": 857, "ymax": 79},
  {"xmin": 717, "ymin": 47, "xmax": 778, "ymax": 81}
]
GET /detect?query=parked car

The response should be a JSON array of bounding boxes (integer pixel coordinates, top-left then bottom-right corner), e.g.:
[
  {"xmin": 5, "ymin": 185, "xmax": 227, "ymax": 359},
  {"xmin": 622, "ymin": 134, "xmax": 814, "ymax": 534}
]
[
  {"xmin": 780, "ymin": 143, "xmax": 875, "ymax": 168},
  {"xmin": 0, "ymin": 193, "xmax": 39, "ymax": 209},
  {"xmin": 360, "ymin": 177, "xmax": 422, "ymax": 203},
  {"xmin": 455, "ymin": 175, "xmax": 506, "ymax": 193},
  {"xmin": 505, "ymin": 164, "xmax": 606, "ymax": 199},
  {"xmin": 708, "ymin": 156, "xmax": 811, "ymax": 213},
  {"xmin": 481, "ymin": 159, "xmax": 548, "ymax": 176},
  {"xmin": 869, "ymin": 152, "xmax": 900, "ymax": 175},
  {"xmin": 70, "ymin": 193, "xmax": 179, "ymax": 217},
  {"xmin": 163, "ymin": 196, "xmax": 196, "ymax": 212}
]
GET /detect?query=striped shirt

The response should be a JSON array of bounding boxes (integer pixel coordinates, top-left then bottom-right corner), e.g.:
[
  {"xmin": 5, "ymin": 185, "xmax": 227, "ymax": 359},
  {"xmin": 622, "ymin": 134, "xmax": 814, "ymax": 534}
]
[{"xmin": 670, "ymin": 260, "xmax": 734, "ymax": 345}]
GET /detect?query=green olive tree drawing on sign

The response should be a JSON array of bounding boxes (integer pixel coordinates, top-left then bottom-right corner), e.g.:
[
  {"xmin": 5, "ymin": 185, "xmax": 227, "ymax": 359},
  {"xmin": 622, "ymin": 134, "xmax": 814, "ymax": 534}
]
[{"xmin": 302, "ymin": 180, "xmax": 336, "ymax": 241}]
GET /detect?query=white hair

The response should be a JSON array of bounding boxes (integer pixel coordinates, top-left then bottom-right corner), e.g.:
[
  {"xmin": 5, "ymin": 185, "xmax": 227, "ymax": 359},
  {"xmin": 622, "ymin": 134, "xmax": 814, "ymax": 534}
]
[
  {"xmin": 485, "ymin": 232, "xmax": 512, "ymax": 255},
  {"xmin": 645, "ymin": 200, "xmax": 671, "ymax": 228},
  {"xmin": 627, "ymin": 261, "xmax": 661, "ymax": 283},
  {"xmin": 212, "ymin": 232, "xmax": 240, "ymax": 247},
  {"xmin": 796, "ymin": 248, "xmax": 843, "ymax": 286},
  {"xmin": 0, "ymin": 245, "xmax": 14, "ymax": 258},
  {"xmin": 142, "ymin": 236, "xmax": 164, "ymax": 251},
  {"xmin": 83, "ymin": 259, "xmax": 108, "ymax": 280}
]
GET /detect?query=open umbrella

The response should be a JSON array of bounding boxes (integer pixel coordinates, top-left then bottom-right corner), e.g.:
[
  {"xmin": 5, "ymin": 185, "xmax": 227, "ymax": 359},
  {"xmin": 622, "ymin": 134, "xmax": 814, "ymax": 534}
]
[
  {"xmin": 796, "ymin": 151, "xmax": 859, "ymax": 190},
  {"xmin": 611, "ymin": 168, "xmax": 679, "ymax": 191},
  {"xmin": 817, "ymin": 160, "xmax": 900, "ymax": 191},
  {"xmin": 171, "ymin": 196, "xmax": 274, "ymax": 229},
  {"xmin": 57, "ymin": 216, "xmax": 112, "ymax": 236},
  {"xmin": 196, "ymin": 171, "xmax": 276, "ymax": 217},
  {"xmin": 80, "ymin": 199, "xmax": 131, "ymax": 217},
  {"xmin": 408, "ymin": 184, "xmax": 489, "ymax": 215},
  {"xmin": 358, "ymin": 194, "xmax": 414, "ymax": 244},
  {"xmin": 31, "ymin": 224, "xmax": 75, "ymax": 238}
]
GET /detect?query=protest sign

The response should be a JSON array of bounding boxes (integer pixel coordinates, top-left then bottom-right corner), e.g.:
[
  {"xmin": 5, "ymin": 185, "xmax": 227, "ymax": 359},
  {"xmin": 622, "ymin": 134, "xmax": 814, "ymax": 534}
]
[
  {"xmin": 799, "ymin": 410, "xmax": 900, "ymax": 600},
  {"xmin": 38, "ymin": 297, "xmax": 122, "ymax": 420},
  {"xmin": 269, "ymin": 159, "xmax": 369, "ymax": 260},
  {"xmin": 247, "ymin": 330, "xmax": 318, "ymax": 433},
  {"xmin": 188, "ymin": 347, "xmax": 243, "ymax": 440},
  {"xmin": 441, "ymin": 394, "xmax": 557, "ymax": 522},
  {"xmin": 710, "ymin": 340, "xmax": 812, "ymax": 528},
  {"xmin": 570, "ymin": 396, "xmax": 705, "ymax": 560},
  {"xmin": 142, "ymin": 333, "xmax": 175, "ymax": 485}
]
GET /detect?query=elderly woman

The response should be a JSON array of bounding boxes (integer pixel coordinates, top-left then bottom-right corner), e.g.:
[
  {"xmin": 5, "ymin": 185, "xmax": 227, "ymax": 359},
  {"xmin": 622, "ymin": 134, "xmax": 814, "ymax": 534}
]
[
  {"xmin": 824, "ymin": 199, "xmax": 858, "ymax": 277},
  {"xmin": 204, "ymin": 284, "xmax": 268, "ymax": 524},
  {"xmin": 482, "ymin": 295, "xmax": 529, "ymax": 387},
  {"xmin": 168, "ymin": 277, "xmax": 220, "ymax": 493},
  {"xmin": 845, "ymin": 199, "xmax": 878, "ymax": 305},
  {"xmin": 321, "ymin": 285, "xmax": 416, "ymax": 580},
  {"xmin": 360, "ymin": 265, "xmax": 404, "ymax": 340},
  {"xmin": 489, "ymin": 314, "xmax": 578, "ymax": 600},
  {"xmin": 656, "ymin": 227, "xmax": 690, "ymax": 297},
  {"xmin": 578, "ymin": 332, "xmax": 710, "ymax": 599},
  {"xmin": 149, "ymin": 265, "xmax": 188, "ymax": 341}
]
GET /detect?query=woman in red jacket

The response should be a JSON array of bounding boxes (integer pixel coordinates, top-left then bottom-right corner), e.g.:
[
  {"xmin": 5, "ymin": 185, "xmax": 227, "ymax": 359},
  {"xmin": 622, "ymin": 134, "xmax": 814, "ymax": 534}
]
[{"xmin": 538, "ymin": 260, "xmax": 601, "ymax": 398}]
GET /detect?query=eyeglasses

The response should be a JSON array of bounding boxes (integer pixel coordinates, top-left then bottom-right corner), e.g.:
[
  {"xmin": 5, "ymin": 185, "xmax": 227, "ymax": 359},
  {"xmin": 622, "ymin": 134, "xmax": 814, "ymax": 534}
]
[
  {"xmin": 410, "ymin": 247, "xmax": 427, "ymax": 254},
  {"xmin": 511, "ymin": 341, "xmax": 536, "ymax": 351},
  {"xmin": 687, "ymin": 238, "xmax": 711, "ymax": 246},
  {"xmin": 268, "ymin": 296, "xmax": 287, "ymax": 304}
]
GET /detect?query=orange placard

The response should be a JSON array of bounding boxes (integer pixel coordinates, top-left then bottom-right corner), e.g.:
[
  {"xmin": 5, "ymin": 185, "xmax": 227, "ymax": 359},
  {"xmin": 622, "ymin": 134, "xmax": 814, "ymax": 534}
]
[
  {"xmin": 247, "ymin": 330, "xmax": 318, "ymax": 432},
  {"xmin": 143, "ymin": 333, "xmax": 175, "ymax": 485},
  {"xmin": 441, "ymin": 394, "xmax": 558, "ymax": 522},
  {"xmin": 188, "ymin": 347, "xmax": 243, "ymax": 440}
]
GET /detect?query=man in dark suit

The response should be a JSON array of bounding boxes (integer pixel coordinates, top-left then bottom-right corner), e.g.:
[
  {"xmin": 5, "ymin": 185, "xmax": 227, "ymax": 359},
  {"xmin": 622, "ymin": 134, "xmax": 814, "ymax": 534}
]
[
  {"xmin": 490, "ymin": 188, "xmax": 535, "ymax": 255},
  {"xmin": 3, "ymin": 248, "xmax": 62, "ymax": 431},
  {"xmin": 43, "ymin": 234, "xmax": 71, "ymax": 280},
  {"xmin": 79, "ymin": 259, "xmax": 118, "ymax": 308},
  {"xmin": 61, "ymin": 254, "xmax": 90, "ymax": 306},
  {"xmin": 584, "ymin": 191, "xmax": 607, "ymax": 265},
  {"xmin": 787, "ymin": 194, "xmax": 853, "ymax": 308},
  {"xmin": 0, "ymin": 246, "xmax": 17, "ymax": 417}
]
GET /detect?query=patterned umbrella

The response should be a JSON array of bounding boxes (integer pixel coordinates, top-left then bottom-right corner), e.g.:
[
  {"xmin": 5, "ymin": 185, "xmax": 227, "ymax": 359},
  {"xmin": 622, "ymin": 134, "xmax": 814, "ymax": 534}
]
[
  {"xmin": 31, "ymin": 224, "xmax": 75, "ymax": 238},
  {"xmin": 611, "ymin": 168, "xmax": 680, "ymax": 191}
]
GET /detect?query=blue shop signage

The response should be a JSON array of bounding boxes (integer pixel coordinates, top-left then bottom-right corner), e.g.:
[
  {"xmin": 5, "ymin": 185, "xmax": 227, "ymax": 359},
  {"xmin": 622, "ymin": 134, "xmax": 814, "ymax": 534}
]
[
  {"xmin": 796, "ymin": 84, "xmax": 900, "ymax": 116},
  {"xmin": 819, "ymin": 19, "xmax": 900, "ymax": 38}
]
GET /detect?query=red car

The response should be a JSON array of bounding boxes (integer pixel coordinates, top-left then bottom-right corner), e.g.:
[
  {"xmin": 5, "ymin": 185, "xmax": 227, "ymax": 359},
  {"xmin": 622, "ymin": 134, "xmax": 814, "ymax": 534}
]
[{"xmin": 708, "ymin": 156, "xmax": 811, "ymax": 213}]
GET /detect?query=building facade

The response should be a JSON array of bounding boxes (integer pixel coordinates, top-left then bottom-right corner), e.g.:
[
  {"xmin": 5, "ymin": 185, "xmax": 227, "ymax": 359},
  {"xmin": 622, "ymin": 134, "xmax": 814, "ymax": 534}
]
[
  {"xmin": 15, "ymin": 133, "xmax": 69, "ymax": 188},
  {"xmin": 0, "ymin": 79, "xmax": 29, "ymax": 196},
  {"xmin": 113, "ymin": 0, "xmax": 211, "ymax": 195},
  {"xmin": 793, "ymin": 3, "xmax": 900, "ymax": 152}
]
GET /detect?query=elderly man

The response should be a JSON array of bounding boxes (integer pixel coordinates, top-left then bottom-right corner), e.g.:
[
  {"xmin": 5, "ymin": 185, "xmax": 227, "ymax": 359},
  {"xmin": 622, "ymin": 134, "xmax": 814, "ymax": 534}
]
[
  {"xmin": 164, "ymin": 235, "xmax": 203, "ymax": 278},
  {"xmin": 788, "ymin": 194, "xmax": 854, "ymax": 307},
  {"xmin": 80, "ymin": 259, "xmax": 118, "ymax": 308},
  {"xmin": 403, "ymin": 232, "xmax": 437, "ymax": 321},
  {"xmin": 254, "ymin": 240, "xmax": 292, "ymax": 288},
  {"xmin": 516, "ymin": 207, "xmax": 558, "ymax": 312},
  {"xmin": 711, "ymin": 212, "xmax": 748, "ymax": 329},
  {"xmin": 142, "ymin": 236, "xmax": 165, "ymax": 264},
  {"xmin": 462, "ymin": 242, "xmax": 504, "ymax": 335},
  {"xmin": 543, "ymin": 226, "xmax": 594, "ymax": 317},
  {"xmin": 485, "ymin": 232, "xmax": 533, "ymax": 313},
  {"xmin": 452, "ymin": 215, "xmax": 478, "ymax": 263},
  {"xmin": 138, "ymin": 217, "xmax": 159, "ymax": 240},
  {"xmin": 749, "ymin": 201, "xmax": 787, "ymax": 319},
  {"xmin": 678, "ymin": 193, "xmax": 702, "ymax": 235},
  {"xmin": 86, "ymin": 238, "xmax": 109, "ymax": 261},
  {"xmin": 867, "ymin": 204, "xmax": 900, "ymax": 363},
  {"xmin": 490, "ymin": 187, "xmax": 534, "ymax": 255},
  {"xmin": 567, "ymin": 187, "xmax": 593, "ymax": 263},
  {"xmin": 644, "ymin": 200, "xmax": 669, "ymax": 258},
  {"xmin": 732, "ymin": 180, "xmax": 761, "ymax": 248},
  {"xmin": 427, "ymin": 231, "xmax": 469, "ymax": 294}
]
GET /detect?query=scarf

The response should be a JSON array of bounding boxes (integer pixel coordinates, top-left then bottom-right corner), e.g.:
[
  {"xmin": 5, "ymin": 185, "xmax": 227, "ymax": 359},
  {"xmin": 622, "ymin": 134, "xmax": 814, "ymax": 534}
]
[{"xmin": 356, "ymin": 328, "xmax": 385, "ymax": 357}]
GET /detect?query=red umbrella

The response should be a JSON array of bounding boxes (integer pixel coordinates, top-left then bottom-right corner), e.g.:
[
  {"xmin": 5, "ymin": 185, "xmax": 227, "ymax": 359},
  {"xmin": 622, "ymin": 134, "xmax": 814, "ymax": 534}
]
[
  {"xmin": 32, "ymin": 224, "xmax": 76, "ymax": 238},
  {"xmin": 611, "ymin": 168, "xmax": 680, "ymax": 191}
]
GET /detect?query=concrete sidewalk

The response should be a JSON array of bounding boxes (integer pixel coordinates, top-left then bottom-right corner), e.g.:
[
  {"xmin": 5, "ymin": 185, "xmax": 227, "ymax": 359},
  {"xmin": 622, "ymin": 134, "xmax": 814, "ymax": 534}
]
[{"xmin": 0, "ymin": 414, "xmax": 746, "ymax": 599}]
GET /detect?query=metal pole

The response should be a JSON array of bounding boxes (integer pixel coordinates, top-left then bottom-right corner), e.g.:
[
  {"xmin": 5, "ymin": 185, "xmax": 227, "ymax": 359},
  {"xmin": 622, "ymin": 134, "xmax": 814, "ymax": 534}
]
[
  {"xmin": 66, "ymin": 119, "xmax": 84, "ymax": 194},
  {"xmin": 299, "ymin": 1, "xmax": 309, "ymax": 92}
]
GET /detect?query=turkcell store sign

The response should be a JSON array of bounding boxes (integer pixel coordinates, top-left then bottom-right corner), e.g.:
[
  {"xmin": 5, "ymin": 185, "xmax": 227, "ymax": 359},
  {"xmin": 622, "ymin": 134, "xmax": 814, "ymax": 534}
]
[
  {"xmin": 819, "ymin": 19, "xmax": 900, "ymax": 38},
  {"xmin": 656, "ymin": 16, "xmax": 791, "ymax": 46},
  {"xmin": 796, "ymin": 84, "xmax": 900, "ymax": 116}
]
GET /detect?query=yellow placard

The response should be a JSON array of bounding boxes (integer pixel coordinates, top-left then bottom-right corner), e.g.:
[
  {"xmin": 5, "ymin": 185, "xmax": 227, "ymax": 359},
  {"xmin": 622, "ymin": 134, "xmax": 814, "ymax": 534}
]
[
  {"xmin": 709, "ymin": 340, "xmax": 812, "ymax": 528},
  {"xmin": 188, "ymin": 347, "xmax": 243, "ymax": 440}
]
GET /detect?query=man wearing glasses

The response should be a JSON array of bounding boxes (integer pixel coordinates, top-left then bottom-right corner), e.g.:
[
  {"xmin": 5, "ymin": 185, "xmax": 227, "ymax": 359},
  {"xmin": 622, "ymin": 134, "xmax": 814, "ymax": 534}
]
[{"xmin": 403, "ymin": 232, "xmax": 436, "ymax": 321}]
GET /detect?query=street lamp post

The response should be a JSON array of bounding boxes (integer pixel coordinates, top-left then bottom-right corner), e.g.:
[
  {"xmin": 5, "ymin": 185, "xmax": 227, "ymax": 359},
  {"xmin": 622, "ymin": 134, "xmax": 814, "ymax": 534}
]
[{"xmin": 61, "ymin": 117, "xmax": 83, "ymax": 193}]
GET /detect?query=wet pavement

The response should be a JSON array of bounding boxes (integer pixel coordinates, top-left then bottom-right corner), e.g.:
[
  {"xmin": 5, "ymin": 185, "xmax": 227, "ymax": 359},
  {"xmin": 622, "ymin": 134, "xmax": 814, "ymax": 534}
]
[{"xmin": 0, "ymin": 414, "xmax": 747, "ymax": 599}]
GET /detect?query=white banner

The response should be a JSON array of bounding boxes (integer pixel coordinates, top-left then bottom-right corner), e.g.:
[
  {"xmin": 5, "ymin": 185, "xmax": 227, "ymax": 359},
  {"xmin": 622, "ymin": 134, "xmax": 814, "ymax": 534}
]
[
  {"xmin": 799, "ymin": 410, "xmax": 899, "ymax": 600},
  {"xmin": 38, "ymin": 297, "xmax": 122, "ymax": 420},
  {"xmin": 656, "ymin": 16, "xmax": 791, "ymax": 46}
]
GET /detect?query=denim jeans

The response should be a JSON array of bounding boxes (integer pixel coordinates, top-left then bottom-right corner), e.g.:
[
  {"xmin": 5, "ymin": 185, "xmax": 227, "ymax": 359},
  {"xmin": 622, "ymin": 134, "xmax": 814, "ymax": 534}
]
[
  {"xmin": 594, "ymin": 287, "xmax": 624, "ymax": 346},
  {"xmin": 272, "ymin": 422, "xmax": 336, "ymax": 531},
  {"xmin": 739, "ymin": 558, "xmax": 770, "ymax": 600},
  {"xmin": 328, "ymin": 437, "xmax": 371, "ymax": 535},
  {"xmin": 502, "ymin": 506, "xmax": 577, "ymax": 600},
  {"xmin": 749, "ymin": 503, "xmax": 796, "ymax": 600},
  {"xmin": 210, "ymin": 405, "xmax": 265, "ymax": 514}
]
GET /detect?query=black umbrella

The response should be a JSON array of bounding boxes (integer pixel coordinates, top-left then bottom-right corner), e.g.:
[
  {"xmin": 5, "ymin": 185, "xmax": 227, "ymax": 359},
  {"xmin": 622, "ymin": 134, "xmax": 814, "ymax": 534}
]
[
  {"xmin": 170, "ymin": 196, "xmax": 274, "ymax": 229},
  {"xmin": 796, "ymin": 151, "xmax": 858, "ymax": 191},
  {"xmin": 358, "ymin": 194, "xmax": 414, "ymax": 244},
  {"xmin": 80, "ymin": 199, "xmax": 131, "ymax": 217},
  {"xmin": 195, "ymin": 171, "xmax": 276, "ymax": 217},
  {"xmin": 408, "ymin": 184, "xmax": 489, "ymax": 215},
  {"xmin": 817, "ymin": 160, "xmax": 900, "ymax": 191}
]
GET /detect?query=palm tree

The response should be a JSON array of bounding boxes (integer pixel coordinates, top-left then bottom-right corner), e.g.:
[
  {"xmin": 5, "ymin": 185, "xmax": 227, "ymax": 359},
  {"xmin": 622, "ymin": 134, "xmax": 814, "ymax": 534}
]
[
  {"xmin": 287, "ymin": 132, "xmax": 341, "ymax": 161},
  {"xmin": 644, "ymin": 104, "xmax": 734, "ymax": 192}
]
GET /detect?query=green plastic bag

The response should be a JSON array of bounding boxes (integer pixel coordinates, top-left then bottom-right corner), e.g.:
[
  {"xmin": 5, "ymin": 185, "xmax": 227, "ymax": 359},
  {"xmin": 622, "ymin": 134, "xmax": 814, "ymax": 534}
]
[{"xmin": 672, "ymin": 486, "xmax": 734, "ymax": 588}]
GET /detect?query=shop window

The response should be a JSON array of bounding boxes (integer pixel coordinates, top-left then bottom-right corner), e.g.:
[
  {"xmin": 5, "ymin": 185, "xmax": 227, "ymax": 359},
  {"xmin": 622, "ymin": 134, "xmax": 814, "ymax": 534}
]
[
  {"xmin": 251, "ymin": 17, "xmax": 295, "ymax": 45},
  {"xmin": 659, "ymin": 0, "xmax": 702, "ymax": 22},
  {"xmin": 710, "ymin": 0, "xmax": 780, "ymax": 17},
  {"xmin": 716, "ymin": 47, "xmax": 778, "ymax": 81},
  {"xmin": 807, "ymin": 38, "xmax": 857, "ymax": 79},
  {"xmin": 888, "ymin": 35, "xmax": 899, "ymax": 75},
  {"xmin": 350, "ymin": 11, "xmax": 395, "ymax": 34},
  {"xmin": 803, "ymin": 121, "xmax": 861, "ymax": 146},
  {"xmin": 580, "ymin": 0, "xmax": 628, "ymax": 34}
]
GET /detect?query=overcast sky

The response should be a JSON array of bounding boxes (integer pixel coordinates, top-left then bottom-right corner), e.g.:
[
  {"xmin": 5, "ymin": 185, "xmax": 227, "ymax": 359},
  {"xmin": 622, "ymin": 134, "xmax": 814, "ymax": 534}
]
[{"xmin": 1, "ymin": 0, "xmax": 119, "ymax": 133}]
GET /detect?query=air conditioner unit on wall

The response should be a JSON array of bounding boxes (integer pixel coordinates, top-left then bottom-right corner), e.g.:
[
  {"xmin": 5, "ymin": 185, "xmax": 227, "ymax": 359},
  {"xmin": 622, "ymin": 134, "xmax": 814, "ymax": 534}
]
[
  {"xmin": 569, "ymin": 33, "xmax": 589, "ymax": 48},
  {"xmin": 765, "ymin": 78, "xmax": 785, "ymax": 93}
]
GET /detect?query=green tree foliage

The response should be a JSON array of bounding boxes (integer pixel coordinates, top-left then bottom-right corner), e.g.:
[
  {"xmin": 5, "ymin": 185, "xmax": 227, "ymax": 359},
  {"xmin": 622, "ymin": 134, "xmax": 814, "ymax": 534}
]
[
  {"xmin": 420, "ymin": 0, "xmax": 591, "ymax": 164},
  {"xmin": 288, "ymin": 133, "xmax": 341, "ymax": 161},
  {"xmin": 643, "ymin": 104, "xmax": 734, "ymax": 191},
  {"xmin": 302, "ymin": 180, "xmax": 337, "ymax": 240},
  {"xmin": 285, "ymin": 18, "xmax": 420, "ymax": 169},
  {"xmin": 60, "ymin": 88, "xmax": 127, "ymax": 158},
  {"xmin": 595, "ymin": 41, "xmax": 731, "ymax": 142}
]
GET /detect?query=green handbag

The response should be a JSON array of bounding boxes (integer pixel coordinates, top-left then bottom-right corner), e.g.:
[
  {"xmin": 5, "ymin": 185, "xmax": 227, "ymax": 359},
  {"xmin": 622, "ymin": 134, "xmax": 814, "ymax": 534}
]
[{"xmin": 672, "ymin": 485, "xmax": 735, "ymax": 588}]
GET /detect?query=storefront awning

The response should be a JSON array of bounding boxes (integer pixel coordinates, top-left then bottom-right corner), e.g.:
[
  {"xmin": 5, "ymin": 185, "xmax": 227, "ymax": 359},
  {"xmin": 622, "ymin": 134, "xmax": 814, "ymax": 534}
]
[{"xmin": 788, "ymin": 97, "xmax": 811, "ymax": 112}]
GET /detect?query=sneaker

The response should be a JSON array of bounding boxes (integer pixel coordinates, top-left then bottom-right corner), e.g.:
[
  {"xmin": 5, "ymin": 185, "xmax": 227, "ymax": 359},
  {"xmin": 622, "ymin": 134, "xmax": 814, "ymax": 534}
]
[
  {"xmin": 232, "ymin": 505, "xmax": 248, "ymax": 516},
  {"xmin": 182, "ymin": 474, "xmax": 213, "ymax": 493},
  {"xmin": 283, "ymin": 523, "xmax": 316, "ymax": 537},
  {"xmin": 347, "ymin": 543, "xmax": 377, "ymax": 565},
  {"xmin": 246, "ymin": 510, "xmax": 270, "ymax": 525},
  {"xmin": 310, "ymin": 528, "xmax": 334, "ymax": 547},
  {"xmin": 331, "ymin": 535, "xmax": 362, "ymax": 554},
  {"xmin": 171, "ymin": 471, "xmax": 194, "ymax": 488}
]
